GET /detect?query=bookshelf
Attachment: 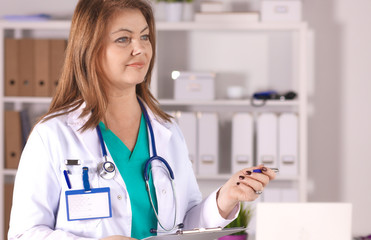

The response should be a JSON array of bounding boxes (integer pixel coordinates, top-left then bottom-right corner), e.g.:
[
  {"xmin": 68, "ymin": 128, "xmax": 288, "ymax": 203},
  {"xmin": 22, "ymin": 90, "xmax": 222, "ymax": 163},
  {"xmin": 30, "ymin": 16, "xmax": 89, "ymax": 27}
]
[{"xmin": 0, "ymin": 20, "xmax": 310, "ymax": 238}]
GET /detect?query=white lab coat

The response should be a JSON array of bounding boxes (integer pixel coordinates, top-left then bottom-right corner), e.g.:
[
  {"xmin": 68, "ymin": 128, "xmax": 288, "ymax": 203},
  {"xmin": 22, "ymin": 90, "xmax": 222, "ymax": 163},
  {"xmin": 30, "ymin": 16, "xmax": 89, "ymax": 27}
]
[{"xmin": 8, "ymin": 103, "xmax": 238, "ymax": 240}]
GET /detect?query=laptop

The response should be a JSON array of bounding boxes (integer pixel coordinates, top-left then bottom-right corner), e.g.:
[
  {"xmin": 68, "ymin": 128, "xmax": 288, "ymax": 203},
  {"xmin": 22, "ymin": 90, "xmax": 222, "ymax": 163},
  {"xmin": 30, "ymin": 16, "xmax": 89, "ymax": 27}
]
[{"xmin": 255, "ymin": 202, "xmax": 352, "ymax": 240}]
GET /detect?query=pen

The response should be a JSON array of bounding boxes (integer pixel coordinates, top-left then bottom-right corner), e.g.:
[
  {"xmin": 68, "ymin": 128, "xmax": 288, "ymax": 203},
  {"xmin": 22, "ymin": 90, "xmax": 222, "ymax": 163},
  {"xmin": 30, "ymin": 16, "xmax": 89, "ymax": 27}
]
[
  {"xmin": 253, "ymin": 168, "xmax": 279, "ymax": 173},
  {"xmin": 63, "ymin": 170, "xmax": 72, "ymax": 189}
]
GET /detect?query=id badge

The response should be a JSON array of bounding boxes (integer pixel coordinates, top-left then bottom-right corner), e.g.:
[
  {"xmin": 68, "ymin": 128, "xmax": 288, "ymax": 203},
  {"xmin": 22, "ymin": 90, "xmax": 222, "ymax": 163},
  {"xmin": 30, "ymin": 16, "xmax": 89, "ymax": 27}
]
[{"xmin": 65, "ymin": 187, "xmax": 112, "ymax": 221}]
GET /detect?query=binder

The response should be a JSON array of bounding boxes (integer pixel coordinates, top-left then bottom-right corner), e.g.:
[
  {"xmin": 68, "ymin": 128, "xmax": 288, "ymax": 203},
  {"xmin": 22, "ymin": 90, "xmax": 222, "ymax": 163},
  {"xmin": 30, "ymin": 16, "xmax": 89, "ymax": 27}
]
[
  {"xmin": 257, "ymin": 113, "xmax": 278, "ymax": 168},
  {"xmin": 231, "ymin": 113, "xmax": 253, "ymax": 174},
  {"xmin": 5, "ymin": 111, "xmax": 22, "ymax": 169},
  {"xmin": 50, "ymin": 39, "xmax": 67, "ymax": 96},
  {"xmin": 197, "ymin": 112, "xmax": 218, "ymax": 175},
  {"xmin": 278, "ymin": 113, "xmax": 298, "ymax": 176},
  {"xmin": 176, "ymin": 112, "xmax": 198, "ymax": 174},
  {"xmin": 34, "ymin": 39, "xmax": 50, "ymax": 96},
  {"xmin": 20, "ymin": 109, "xmax": 32, "ymax": 146},
  {"xmin": 18, "ymin": 39, "xmax": 34, "ymax": 96},
  {"xmin": 4, "ymin": 183, "xmax": 14, "ymax": 239},
  {"xmin": 4, "ymin": 38, "xmax": 20, "ymax": 96}
]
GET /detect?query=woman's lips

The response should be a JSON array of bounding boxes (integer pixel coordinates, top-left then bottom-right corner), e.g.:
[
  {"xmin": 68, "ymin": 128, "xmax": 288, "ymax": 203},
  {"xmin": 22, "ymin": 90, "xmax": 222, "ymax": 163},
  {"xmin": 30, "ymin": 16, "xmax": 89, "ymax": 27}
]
[{"xmin": 127, "ymin": 62, "xmax": 145, "ymax": 68}]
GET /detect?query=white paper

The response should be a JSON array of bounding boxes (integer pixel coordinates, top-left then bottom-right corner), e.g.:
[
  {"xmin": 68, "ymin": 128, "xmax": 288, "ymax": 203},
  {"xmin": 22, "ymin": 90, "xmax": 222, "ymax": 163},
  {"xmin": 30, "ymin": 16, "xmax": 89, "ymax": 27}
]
[{"xmin": 143, "ymin": 227, "xmax": 246, "ymax": 240}]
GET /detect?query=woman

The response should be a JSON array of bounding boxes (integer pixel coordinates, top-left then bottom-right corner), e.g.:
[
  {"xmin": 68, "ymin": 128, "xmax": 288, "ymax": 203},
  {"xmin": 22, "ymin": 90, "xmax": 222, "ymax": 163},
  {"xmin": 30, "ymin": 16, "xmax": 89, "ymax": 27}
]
[{"xmin": 8, "ymin": 0, "xmax": 276, "ymax": 239}]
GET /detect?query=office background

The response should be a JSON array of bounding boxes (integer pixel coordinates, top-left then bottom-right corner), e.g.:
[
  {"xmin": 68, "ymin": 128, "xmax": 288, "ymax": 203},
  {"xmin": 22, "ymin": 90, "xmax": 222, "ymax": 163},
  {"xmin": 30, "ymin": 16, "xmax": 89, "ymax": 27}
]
[{"xmin": 1, "ymin": 0, "xmax": 370, "ymax": 236}]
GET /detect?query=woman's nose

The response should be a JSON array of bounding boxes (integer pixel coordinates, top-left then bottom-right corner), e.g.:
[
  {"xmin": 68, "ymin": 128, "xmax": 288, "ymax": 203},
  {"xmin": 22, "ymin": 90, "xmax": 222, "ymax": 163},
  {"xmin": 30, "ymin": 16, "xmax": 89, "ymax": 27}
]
[{"xmin": 131, "ymin": 39, "xmax": 144, "ymax": 56}]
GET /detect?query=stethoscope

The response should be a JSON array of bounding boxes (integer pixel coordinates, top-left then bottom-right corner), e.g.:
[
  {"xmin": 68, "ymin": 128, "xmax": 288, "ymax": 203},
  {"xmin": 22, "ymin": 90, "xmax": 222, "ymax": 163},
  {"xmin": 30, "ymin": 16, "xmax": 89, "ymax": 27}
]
[{"xmin": 96, "ymin": 98, "xmax": 180, "ymax": 233}]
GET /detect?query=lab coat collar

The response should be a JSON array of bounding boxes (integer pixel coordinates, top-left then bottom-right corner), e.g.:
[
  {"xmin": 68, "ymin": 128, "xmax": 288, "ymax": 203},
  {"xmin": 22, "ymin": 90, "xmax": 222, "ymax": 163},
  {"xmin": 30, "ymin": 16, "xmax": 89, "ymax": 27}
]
[
  {"xmin": 65, "ymin": 100, "xmax": 172, "ymax": 134},
  {"xmin": 65, "ymin": 102, "xmax": 89, "ymax": 130},
  {"xmin": 142, "ymin": 101, "xmax": 173, "ymax": 159},
  {"xmin": 65, "ymin": 102, "xmax": 102, "ymax": 163},
  {"xmin": 64, "ymin": 100, "xmax": 173, "ymax": 167}
]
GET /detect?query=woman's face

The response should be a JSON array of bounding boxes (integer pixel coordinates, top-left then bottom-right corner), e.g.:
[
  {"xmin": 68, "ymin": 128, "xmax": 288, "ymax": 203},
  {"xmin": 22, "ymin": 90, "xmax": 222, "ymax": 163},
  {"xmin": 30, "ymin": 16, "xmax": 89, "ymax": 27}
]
[{"xmin": 100, "ymin": 9, "xmax": 152, "ymax": 96}]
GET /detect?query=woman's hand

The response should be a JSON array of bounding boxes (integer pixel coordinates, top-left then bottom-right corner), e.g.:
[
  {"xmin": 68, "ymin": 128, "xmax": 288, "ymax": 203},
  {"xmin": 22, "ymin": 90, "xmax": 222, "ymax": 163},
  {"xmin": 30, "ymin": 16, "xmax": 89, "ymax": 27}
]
[
  {"xmin": 101, "ymin": 236, "xmax": 138, "ymax": 240},
  {"xmin": 216, "ymin": 165, "xmax": 276, "ymax": 218}
]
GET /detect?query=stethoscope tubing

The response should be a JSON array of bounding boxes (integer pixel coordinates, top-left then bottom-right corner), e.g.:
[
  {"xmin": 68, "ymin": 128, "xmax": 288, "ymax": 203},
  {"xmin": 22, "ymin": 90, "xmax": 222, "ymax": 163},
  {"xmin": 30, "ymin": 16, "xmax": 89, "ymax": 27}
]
[{"xmin": 96, "ymin": 97, "xmax": 178, "ymax": 232}]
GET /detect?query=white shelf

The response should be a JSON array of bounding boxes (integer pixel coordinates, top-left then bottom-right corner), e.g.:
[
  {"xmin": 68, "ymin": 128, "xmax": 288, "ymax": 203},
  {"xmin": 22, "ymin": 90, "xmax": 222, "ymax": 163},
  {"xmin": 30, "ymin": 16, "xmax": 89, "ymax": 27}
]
[
  {"xmin": 156, "ymin": 21, "xmax": 307, "ymax": 31},
  {"xmin": 4, "ymin": 96, "xmax": 52, "ymax": 104},
  {"xmin": 0, "ymin": 20, "xmax": 71, "ymax": 30},
  {"xmin": 2, "ymin": 169, "xmax": 17, "ymax": 176},
  {"xmin": 2, "ymin": 169, "xmax": 300, "ymax": 181},
  {"xmin": 159, "ymin": 99, "xmax": 299, "ymax": 107},
  {"xmin": 0, "ymin": 20, "xmax": 307, "ymax": 32}
]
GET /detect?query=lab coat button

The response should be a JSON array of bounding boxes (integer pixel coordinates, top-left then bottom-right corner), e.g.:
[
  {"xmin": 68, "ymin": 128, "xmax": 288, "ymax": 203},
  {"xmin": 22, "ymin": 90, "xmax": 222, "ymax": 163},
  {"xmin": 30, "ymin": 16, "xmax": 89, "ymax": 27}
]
[
  {"xmin": 162, "ymin": 189, "xmax": 166, "ymax": 195},
  {"xmin": 117, "ymin": 195, "xmax": 122, "ymax": 200}
]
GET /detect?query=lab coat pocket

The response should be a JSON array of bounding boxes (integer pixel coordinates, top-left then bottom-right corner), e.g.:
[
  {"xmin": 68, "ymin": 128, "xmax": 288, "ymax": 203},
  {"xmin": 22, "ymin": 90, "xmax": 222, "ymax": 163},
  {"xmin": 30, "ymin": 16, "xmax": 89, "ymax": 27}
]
[
  {"xmin": 62, "ymin": 218, "xmax": 102, "ymax": 237},
  {"xmin": 61, "ymin": 160, "xmax": 100, "ymax": 190}
]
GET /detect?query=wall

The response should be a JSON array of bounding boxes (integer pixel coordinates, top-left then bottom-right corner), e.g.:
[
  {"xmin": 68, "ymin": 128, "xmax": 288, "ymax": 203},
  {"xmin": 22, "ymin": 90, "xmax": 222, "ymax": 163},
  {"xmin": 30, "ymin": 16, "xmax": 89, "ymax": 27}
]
[
  {"xmin": 1, "ymin": 0, "xmax": 371, "ymax": 236},
  {"xmin": 303, "ymin": 0, "xmax": 371, "ymax": 236}
]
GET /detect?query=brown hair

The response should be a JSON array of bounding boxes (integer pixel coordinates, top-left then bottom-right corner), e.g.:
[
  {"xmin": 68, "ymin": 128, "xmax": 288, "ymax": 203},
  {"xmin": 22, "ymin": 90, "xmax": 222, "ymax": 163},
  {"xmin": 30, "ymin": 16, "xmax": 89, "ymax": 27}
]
[{"xmin": 43, "ymin": 0, "xmax": 170, "ymax": 131}]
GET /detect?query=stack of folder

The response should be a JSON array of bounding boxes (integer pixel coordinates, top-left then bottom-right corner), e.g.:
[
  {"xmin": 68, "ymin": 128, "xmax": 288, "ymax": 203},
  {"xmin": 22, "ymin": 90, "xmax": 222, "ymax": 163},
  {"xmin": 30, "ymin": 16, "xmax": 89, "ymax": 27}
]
[
  {"xmin": 175, "ymin": 111, "xmax": 299, "ymax": 179},
  {"xmin": 5, "ymin": 38, "xmax": 67, "ymax": 97},
  {"xmin": 255, "ymin": 112, "xmax": 299, "ymax": 176},
  {"xmin": 232, "ymin": 112, "xmax": 299, "ymax": 177},
  {"xmin": 175, "ymin": 111, "xmax": 219, "ymax": 176}
]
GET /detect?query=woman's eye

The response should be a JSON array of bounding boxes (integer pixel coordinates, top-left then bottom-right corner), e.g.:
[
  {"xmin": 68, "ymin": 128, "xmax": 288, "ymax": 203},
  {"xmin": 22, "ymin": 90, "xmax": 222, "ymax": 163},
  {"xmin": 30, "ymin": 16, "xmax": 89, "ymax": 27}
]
[
  {"xmin": 116, "ymin": 37, "xmax": 130, "ymax": 44},
  {"xmin": 141, "ymin": 34, "xmax": 150, "ymax": 41}
]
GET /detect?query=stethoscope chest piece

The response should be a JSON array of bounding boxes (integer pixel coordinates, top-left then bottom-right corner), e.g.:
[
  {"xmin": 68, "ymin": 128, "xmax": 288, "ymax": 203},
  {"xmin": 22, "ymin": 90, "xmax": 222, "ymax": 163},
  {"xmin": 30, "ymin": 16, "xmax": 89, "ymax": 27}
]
[
  {"xmin": 96, "ymin": 124, "xmax": 116, "ymax": 180},
  {"xmin": 99, "ymin": 159, "xmax": 116, "ymax": 180}
]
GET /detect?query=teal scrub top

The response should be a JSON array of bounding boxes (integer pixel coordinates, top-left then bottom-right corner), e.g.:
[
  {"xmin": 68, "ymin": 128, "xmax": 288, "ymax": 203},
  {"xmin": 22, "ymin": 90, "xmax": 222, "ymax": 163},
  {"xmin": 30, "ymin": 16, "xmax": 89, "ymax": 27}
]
[{"xmin": 99, "ymin": 113, "xmax": 158, "ymax": 239}]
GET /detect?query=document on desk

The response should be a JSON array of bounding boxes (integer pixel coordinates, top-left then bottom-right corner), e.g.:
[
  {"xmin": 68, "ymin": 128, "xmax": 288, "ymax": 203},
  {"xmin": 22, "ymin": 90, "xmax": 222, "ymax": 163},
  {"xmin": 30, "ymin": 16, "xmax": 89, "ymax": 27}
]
[{"xmin": 142, "ymin": 227, "xmax": 246, "ymax": 240}]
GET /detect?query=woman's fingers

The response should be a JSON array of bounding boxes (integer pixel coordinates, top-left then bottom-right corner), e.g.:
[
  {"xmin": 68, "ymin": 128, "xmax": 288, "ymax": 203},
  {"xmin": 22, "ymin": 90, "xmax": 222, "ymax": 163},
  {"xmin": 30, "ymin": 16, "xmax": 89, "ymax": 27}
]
[
  {"xmin": 216, "ymin": 165, "xmax": 277, "ymax": 218},
  {"xmin": 233, "ymin": 165, "xmax": 277, "ymax": 201}
]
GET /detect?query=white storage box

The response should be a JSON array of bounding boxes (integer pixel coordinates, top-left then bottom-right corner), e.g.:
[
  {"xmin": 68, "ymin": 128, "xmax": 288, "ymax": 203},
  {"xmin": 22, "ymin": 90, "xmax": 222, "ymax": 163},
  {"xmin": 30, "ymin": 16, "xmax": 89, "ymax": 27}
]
[
  {"xmin": 200, "ymin": 1, "xmax": 224, "ymax": 13},
  {"xmin": 172, "ymin": 71, "xmax": 215, "ymax": 100},
  {"xmin": 261, "ymin": 0, "xmax": 302, "ymax": 22},
  {"xmin": 195, "ymin": 12, "xmax": 259, "ymax": 23}
]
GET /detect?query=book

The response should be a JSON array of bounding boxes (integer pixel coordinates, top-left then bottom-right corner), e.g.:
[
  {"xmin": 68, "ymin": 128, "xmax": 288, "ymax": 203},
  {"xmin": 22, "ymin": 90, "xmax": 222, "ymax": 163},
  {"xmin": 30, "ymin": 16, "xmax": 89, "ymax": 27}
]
[
  {"xmin": 49, "ymin": 39, "xmax": 67, "ymax": 96},
  {"xmin": 194, "ymin": 12, "xmax": 259, "ymax": 23},
  {"xmin": 18, "ymin": 39, "xmax": 34, "ymax": 96},
  {"xmin": 5, "ymin": 111, "xmax": 22, "ymax": 169},
  {"xmin": 34, "ymin": 39, "xmax": 51, "ymax": 96}
]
